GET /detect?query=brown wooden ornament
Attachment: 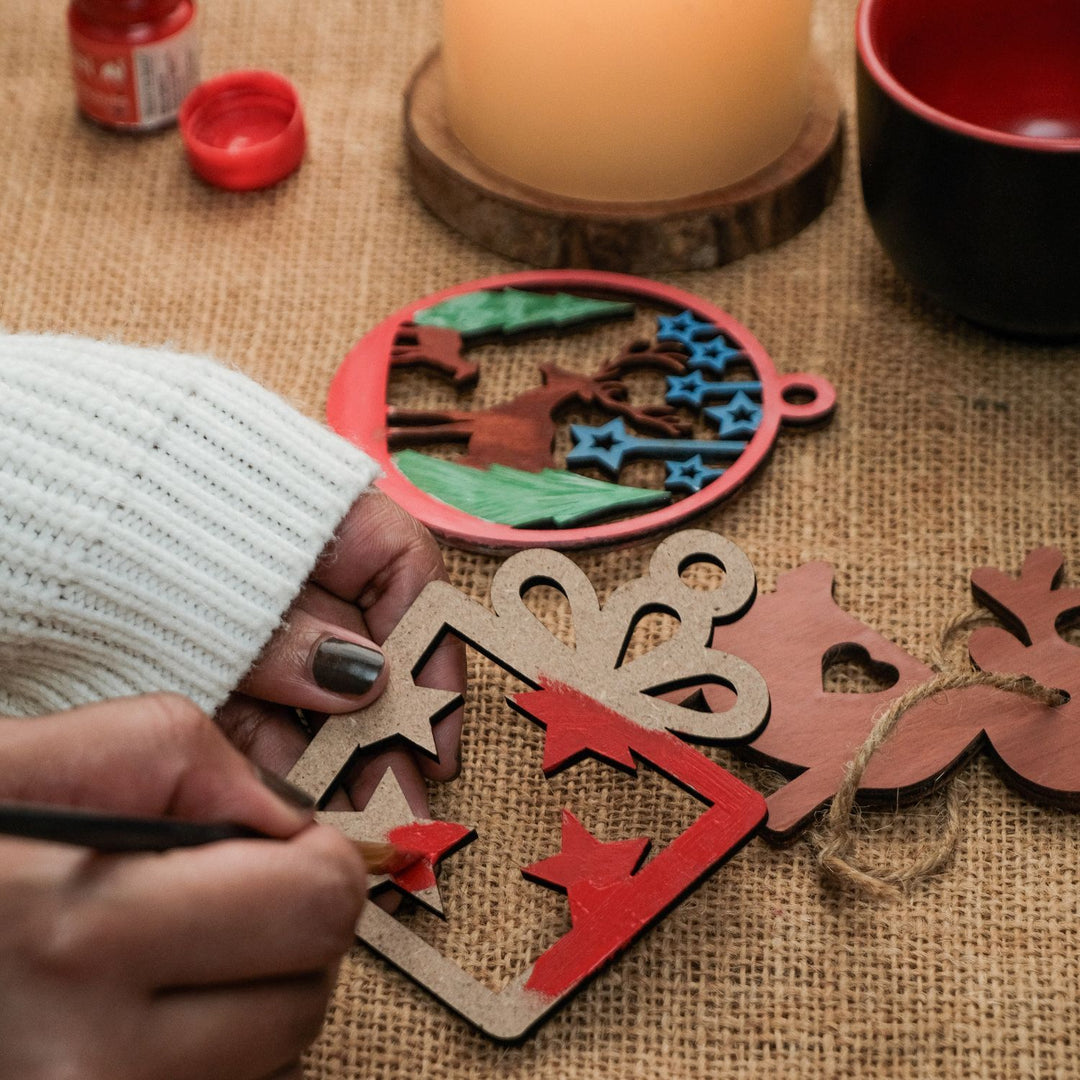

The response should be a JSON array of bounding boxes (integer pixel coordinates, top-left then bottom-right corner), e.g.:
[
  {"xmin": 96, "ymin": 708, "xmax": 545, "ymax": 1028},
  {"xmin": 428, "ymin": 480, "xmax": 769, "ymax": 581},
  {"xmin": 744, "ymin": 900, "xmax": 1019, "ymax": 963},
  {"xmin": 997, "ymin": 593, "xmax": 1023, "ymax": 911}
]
[
  {"xmin": 703, "ymin": 550, "xmax": 1080, "ymax": 840},
  {"xmin": 967, "ymin": 547, "xmax": 1080, "ymax": 803},
  {"xmin": 287, "ymin": 530, "xmax": 769, "ymax": 1040},
  {"xmin": 317, "ymin": 770, "xmax": 474, "ymax": 916},
  {"xmin": 404, "ymin": 51, "xmax": 844, "ymax": 272}
]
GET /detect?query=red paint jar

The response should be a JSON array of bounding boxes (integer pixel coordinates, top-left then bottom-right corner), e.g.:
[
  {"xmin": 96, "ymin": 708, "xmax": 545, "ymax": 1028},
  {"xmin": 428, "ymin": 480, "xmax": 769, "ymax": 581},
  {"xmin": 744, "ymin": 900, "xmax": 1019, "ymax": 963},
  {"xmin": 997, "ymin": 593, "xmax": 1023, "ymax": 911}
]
[{"xmin": 68, "ymin": 0, "xmax": 199, "ymax": 132}]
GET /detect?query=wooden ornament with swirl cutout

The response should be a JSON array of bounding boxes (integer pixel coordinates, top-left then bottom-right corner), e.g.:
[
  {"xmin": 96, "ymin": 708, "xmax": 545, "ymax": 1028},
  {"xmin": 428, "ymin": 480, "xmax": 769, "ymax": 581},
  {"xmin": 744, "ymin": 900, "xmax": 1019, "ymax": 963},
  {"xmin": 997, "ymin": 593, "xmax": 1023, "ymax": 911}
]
[{"xmin": 287, "ymin": 530, "xmax": 769, "ymax": 1041}]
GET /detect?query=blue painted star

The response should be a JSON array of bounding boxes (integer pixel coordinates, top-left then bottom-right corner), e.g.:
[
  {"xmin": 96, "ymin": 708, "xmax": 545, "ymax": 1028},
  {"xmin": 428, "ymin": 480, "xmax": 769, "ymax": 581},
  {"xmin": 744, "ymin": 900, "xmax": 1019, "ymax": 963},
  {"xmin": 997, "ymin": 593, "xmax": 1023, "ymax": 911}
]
[
  {"xmin": 566, "ymin": 417, "xmax": 634, "ymax": 473},
  {"xmin": 655, "ymin": 310, "xmax": 717, "ymax": 350},
  {"xmin": 665, "ymin": 455, "xmax": 725, "ymax": 494},
  {"xmin": 665, "ymin": 370, "xmax": 713, "ymax": 408},
  {"xmin": 569, "ymin": 418, "xmax": 747, "ymax": 477},
  {"xmin": 686, "ymin": 336, "xmax": 746, "ymax": 377},
  {"xmin": 705, "ymin": 390, "xmax": 763, "ymax": 439}
]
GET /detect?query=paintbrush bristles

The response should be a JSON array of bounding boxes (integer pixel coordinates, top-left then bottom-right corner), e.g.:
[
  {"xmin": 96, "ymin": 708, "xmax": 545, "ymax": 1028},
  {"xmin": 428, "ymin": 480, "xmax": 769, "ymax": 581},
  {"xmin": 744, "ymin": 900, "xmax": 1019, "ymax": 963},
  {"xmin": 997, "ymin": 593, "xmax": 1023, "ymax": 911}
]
[{"xmin": 355, "ymin": 840, "xmax": 424, "ymax": 875}]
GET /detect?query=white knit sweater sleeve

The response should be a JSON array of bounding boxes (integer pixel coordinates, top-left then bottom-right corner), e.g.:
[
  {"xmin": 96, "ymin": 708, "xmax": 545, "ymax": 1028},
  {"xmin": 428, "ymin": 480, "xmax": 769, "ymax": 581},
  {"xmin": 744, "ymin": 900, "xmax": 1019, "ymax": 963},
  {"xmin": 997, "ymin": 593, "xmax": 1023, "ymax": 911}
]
[{"xmin": 0, "ymin": 333, "xmax": 380, "ymax": 717}]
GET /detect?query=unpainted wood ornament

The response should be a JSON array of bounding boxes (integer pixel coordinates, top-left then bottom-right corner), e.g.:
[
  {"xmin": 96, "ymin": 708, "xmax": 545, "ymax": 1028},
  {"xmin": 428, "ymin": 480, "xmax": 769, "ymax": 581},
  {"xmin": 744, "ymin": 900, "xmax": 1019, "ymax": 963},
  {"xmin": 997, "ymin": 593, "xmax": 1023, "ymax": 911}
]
[
  {"xmin": 328, "ymin": 270, "xmax": 836, "ymax": 553},
  {"xmin": 317, "ymin": 770, "xmax": 474, "ymax": 916},
  {"xmin": 701, "ymin": 548, "xmax": 1080, "ymax": 840},
  {"xmin": 287, "ymin": 530, "xmax": 769, "ymax": 1041}
]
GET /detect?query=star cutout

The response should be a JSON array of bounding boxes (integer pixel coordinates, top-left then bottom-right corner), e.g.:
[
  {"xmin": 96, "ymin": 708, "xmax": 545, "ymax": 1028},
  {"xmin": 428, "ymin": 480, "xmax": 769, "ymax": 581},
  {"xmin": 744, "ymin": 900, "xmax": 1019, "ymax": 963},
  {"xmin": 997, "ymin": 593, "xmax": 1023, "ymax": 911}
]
[
  {"xmin": 704, "ymin": 390, "xmax": 763, "ymax": 439},
  {"xmin": 566, "ymin": 417, "xmax": 633, "ymax": 474},
  {"xmin": 326, "ymin": 679, "xmax": 460, "ymax": 761},
  {"xmin": 655, "ymin": 310, "xmax": 718, "ymax": 350},
  {"xmin": 665, "ymin": 370, "xmax": 713, "ymax": 408},
  {"xmin": 664, "ymin": 455, "xmax": 725, "ymax": 494},
  {"xmin": 686, "ymin": 336, "xmax": 746, "ymax": 377},
  {"xmin": 286, "ymin": 675, "xmax": 461, "ymax": 804},
  {"xmin": 317, "ymin": 769, "xmax": 474, "ymax": 916},
  {"xmin": 522, "ymin": 810, "xmax": 650, "ymax": 925}
]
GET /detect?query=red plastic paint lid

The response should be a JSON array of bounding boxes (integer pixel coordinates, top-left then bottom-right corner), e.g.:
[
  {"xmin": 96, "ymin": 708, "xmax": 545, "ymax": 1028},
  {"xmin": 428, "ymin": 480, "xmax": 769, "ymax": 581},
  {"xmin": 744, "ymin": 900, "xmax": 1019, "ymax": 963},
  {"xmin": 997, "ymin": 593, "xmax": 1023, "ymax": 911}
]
[{"xmin": 179, "ymin": 70, "xmax": 305, "ymax": 191}]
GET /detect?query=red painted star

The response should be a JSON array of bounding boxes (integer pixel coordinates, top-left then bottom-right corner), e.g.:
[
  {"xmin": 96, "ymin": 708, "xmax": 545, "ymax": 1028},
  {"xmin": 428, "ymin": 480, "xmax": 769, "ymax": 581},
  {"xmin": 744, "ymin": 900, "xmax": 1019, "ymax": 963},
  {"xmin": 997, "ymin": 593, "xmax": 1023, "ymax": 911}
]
[
  {"xmin": 388, "ymin": 819, "xmax": 474, "ymax": 895},
  {"xmin": 511, "ymin": 679, "xmax": 639, "ymax": 773},
  {"xmin": 318, "ymin": 769, "xmax": 474, "ymax": 914},
  {"xmin": 523, "ymin": 809, "xmax": 650, "ymax": 924}
]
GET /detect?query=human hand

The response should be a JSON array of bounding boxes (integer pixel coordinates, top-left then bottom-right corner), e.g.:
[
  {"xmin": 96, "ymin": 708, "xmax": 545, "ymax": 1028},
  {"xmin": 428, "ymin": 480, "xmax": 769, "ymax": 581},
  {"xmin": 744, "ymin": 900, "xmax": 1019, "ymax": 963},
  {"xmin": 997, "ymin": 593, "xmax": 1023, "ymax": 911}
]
[
  {"xmin": 219, "ymin": 490, "xmax": 466, "ymax": 816},
  {"xmin": 0, "ymin": 693, "xmax": 366, "ymax": 1080}
]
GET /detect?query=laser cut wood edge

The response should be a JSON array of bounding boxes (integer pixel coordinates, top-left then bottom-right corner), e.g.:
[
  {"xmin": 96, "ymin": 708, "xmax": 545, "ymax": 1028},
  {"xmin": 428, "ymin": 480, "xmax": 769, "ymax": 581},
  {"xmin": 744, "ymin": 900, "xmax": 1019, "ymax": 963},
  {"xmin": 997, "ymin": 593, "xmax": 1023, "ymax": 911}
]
[
  {"xmin": 285, "ymin": 532, "xmax": 771, "ymax": 1040},
  {"xmin": 355, "ymin": 796, "xmax": 765, "ymax": 1044},
  {"xmin": 404, "ymin": 51, "xmax": 845, "ymax": 273}
]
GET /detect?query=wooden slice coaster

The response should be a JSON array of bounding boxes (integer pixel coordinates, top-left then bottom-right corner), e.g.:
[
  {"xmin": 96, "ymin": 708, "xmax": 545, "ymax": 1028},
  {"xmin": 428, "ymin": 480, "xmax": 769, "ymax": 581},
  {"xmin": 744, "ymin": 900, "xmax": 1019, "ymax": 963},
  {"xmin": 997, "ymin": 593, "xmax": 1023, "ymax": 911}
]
[{"xmin": 404, "ymin": 50, "xmax": 844, "ymax": 273}]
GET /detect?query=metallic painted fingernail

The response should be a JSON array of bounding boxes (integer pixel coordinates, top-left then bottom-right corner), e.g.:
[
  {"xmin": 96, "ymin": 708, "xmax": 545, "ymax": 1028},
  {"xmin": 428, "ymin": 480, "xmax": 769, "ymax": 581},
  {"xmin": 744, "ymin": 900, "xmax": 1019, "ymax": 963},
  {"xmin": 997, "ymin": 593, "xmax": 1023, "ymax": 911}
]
[
  {"xmin": 253, "ymin": 765, "xmax": 316, "ymax": 809},
  {"xmin": 312, "ymin": 638, "xmax": 385, "ymax": 696}
]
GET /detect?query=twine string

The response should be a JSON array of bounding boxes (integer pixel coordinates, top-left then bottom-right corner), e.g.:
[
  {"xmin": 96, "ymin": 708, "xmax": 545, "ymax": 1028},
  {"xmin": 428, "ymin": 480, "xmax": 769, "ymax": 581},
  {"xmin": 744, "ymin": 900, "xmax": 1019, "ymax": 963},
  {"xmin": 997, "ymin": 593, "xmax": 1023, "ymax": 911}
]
[{"xmin": 813, "ymin": 612, "xmax": 1067, "ymax": 900}]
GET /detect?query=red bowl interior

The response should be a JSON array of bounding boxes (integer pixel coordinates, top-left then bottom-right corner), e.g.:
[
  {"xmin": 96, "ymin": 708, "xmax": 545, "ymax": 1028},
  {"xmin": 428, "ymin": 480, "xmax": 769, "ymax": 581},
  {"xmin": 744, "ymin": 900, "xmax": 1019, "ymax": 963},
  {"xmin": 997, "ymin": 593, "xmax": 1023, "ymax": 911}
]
[{"xmin": 858, "ymin": 0, "xmax": 1080, "ymax": 149}]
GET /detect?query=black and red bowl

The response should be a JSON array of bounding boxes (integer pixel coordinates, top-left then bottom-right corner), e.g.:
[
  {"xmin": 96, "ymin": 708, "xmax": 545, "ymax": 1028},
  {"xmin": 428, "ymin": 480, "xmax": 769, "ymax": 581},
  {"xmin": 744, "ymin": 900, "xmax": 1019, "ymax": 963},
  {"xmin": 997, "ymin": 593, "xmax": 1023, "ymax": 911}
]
[{"xmin": 857, "ymin": 0, "xmax": 1080, "ymax": 337}]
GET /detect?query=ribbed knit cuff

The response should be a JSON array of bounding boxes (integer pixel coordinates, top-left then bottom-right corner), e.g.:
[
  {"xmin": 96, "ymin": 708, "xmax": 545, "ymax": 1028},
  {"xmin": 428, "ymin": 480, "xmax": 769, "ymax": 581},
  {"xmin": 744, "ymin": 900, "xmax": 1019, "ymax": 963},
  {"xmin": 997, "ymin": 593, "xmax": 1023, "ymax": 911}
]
[{"xmin": 0, "ymin": 334, "xmax": 379, "ymax": 716}]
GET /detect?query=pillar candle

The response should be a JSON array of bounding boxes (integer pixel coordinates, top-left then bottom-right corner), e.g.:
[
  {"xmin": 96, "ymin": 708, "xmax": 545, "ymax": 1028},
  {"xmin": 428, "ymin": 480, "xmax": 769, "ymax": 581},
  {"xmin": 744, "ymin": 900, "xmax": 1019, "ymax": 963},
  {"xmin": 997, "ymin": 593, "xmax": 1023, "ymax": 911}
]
[{"xmin": 442, "ymin": 0, "xmax": 812, "ymax": 203}]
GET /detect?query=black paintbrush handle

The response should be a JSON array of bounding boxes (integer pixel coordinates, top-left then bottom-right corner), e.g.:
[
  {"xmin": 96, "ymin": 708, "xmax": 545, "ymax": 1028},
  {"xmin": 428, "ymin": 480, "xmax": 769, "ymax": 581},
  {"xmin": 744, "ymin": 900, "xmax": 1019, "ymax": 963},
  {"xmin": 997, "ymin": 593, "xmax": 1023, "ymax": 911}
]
[{"xmin": 0, "ymin": 802, "xmax": 264, "ymax": 852}]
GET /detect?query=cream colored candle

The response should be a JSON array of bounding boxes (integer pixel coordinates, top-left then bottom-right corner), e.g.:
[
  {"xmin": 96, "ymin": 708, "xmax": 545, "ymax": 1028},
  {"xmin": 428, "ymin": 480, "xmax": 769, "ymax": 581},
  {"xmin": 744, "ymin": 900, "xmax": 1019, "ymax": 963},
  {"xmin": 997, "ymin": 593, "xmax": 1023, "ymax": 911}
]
[{"xmin": 442, "ymin": 0, "xmax": 812, "ymax": 203}]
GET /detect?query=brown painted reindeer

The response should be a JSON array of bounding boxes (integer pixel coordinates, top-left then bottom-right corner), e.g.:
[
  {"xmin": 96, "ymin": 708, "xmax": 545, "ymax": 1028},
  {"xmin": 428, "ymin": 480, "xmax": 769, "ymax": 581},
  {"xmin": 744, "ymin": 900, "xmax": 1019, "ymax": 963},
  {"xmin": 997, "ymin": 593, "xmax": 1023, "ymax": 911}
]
[
  {"xmin": 390, "ymin": 323, "xmax": 480, "ymax": 387},
  {"xmin": 387, "ymin": 329, "xmax": 691, "ymax": 473}
]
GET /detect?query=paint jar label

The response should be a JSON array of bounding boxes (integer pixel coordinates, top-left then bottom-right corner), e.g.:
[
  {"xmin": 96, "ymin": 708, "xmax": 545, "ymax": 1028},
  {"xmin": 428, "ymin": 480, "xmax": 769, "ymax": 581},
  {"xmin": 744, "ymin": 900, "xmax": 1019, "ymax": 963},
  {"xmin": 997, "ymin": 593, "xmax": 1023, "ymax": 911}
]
[{"xmin": 70, "ymin": 20, "xmax": 199, "ymax": 131}]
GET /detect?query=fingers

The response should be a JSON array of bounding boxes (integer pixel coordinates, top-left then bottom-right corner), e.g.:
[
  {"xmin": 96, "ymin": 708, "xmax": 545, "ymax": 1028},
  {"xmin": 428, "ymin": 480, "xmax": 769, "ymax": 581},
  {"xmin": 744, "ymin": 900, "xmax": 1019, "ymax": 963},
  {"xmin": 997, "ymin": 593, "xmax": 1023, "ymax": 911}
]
[
  {"xmin": 313, "ymin": 491, "xmax": 448, "ymax": 623},
  {"xmin": 292, "ymin": 584, "xmax": 463, "ymax": 782},
  {"xmin": 314, "ymin": 492, "xmax": 466, "ymax": 781},
  {"xmin": 87, "ymin": 825, "xmax": 365, "ymax": 988},
  {"xmin": 215, "ymin": 695, "xmax": 311, "ymax": 781},
  {"xmin": 147, "ymin": 973, "xmax": 335, "ymax": 1080},
  {"xmin": 291, "ymin": 580, "xmax": 369, "ymax": 637},
  {"xmin": 240, "ymin": 493, "xmax": 466, "ymax": 791},
  {"xmin": 239, "ymin": 607, "xmax": 387, "ymax": 714},
  {"xmin": 0, "ymin": 694, "xmax": 311, "ymax": 839},
  {"xmin": 0, "ymin": 818, "xmax": 362, "ymax": 1080},
  {"xmin": 265, "ymin": 1065, "xmax": 304, "ymax": 1080},
  {"xmin": 0, "ymin": 703, "xmax": 365, "ymax": 1080}
]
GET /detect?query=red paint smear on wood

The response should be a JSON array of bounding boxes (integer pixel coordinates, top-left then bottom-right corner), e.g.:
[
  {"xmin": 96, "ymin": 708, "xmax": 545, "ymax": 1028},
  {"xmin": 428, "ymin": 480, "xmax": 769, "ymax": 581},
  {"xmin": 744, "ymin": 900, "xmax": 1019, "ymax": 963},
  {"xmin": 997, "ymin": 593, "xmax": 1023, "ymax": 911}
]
[
  {"xmin": 512, "ymin": 679, "xmax": 765, "ymax": 998},
  {"xmin": 387, "ymin": 820, "xmax": 471, "ymax": 893}
]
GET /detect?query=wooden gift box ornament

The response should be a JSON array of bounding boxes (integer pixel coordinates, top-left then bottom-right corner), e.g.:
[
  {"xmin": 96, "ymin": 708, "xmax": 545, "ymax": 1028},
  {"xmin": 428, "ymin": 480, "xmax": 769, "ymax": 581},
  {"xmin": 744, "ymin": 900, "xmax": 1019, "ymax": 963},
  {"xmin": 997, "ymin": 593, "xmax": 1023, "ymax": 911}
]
[
  {"xmin": 287, "ymin": 530, "xmax": 770, "ymax": 1041},
  {"xmin": 328, "ymin": 270, "xmax": 836, "ymax": 553}
]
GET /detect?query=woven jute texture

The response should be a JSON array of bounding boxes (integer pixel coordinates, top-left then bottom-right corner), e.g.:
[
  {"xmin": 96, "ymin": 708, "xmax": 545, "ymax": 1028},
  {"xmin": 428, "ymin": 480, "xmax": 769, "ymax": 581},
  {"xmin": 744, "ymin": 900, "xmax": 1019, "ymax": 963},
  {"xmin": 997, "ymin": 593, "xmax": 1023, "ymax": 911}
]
[{"xmin": 3, "ymin": 1, "xmax": 1079, "ymax": 1077}]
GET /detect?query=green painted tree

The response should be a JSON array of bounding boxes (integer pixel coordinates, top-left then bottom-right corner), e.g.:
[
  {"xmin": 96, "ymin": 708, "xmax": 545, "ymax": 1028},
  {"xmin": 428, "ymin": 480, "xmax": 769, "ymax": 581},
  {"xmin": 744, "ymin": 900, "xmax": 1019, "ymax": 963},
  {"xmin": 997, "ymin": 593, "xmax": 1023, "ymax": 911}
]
[
  {"xmin": 393, "ymin": 451, "xmax": 669, "ymax": 528},
  {"xmin": 413, "ymin": 288, "xmax": 634, "ymax": 339}
]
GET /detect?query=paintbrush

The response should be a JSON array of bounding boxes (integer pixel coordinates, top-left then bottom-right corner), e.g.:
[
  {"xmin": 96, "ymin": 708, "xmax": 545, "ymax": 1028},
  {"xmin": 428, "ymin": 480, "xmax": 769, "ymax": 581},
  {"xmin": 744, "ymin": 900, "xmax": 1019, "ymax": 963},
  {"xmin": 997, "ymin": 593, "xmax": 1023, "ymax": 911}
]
[{"xmin": 0, "ymin": 801, "xmax": 423, "ymax": 876}]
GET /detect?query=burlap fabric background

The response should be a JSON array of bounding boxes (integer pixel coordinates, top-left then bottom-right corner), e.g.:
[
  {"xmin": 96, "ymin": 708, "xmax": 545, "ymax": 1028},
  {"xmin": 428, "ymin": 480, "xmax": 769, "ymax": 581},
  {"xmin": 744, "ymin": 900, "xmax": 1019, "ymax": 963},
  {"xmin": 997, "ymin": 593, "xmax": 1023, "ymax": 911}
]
[{"xmin": 2, "ymin": 2, "xmax": 1078, "ymax": 1077}]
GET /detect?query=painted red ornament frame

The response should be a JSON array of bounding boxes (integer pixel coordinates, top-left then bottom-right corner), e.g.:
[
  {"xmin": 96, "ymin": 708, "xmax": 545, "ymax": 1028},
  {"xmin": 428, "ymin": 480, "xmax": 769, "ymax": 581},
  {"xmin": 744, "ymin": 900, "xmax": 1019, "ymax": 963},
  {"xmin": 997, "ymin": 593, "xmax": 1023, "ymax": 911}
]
[{"xmin": 328, "ymin": 270, "xmax": 836, "ymax": 552}]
